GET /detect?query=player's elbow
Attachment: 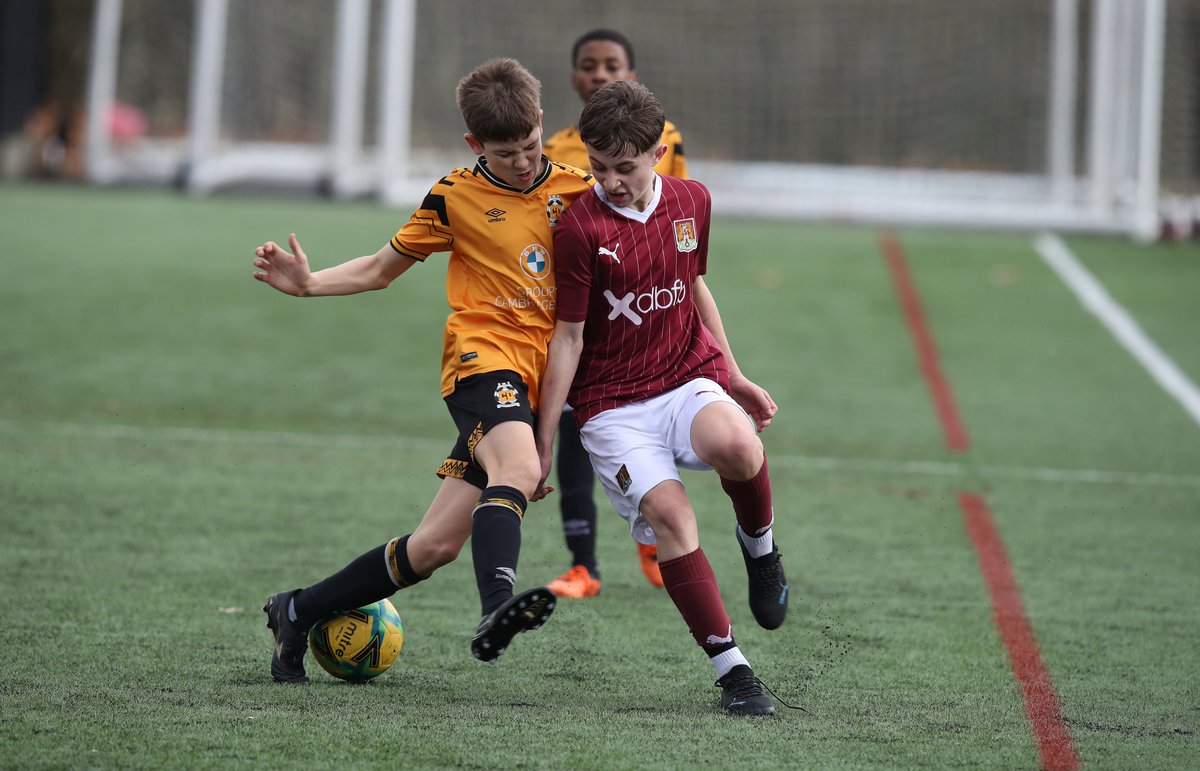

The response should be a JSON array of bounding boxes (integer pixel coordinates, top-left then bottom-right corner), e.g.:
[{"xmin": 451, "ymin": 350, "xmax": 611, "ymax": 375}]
[
  {"xmin": 550, "ymin": 323, "xmax": 585, "ymax": 356},
  {"xmin": 367, "ymin": 252, "xmax": 410, "ymax": 291}
]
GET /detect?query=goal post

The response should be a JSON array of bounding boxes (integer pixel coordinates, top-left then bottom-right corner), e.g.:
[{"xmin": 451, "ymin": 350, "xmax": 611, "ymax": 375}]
[
  {"xmin": 86, "ymin": 0, "xmax": 419, "ymax": 197},
  {"xmin": 694, "ymin": 0, "xmax": 1166, "ymax": 240},
  {"xmin": 182, "ymin": 0, "xmax": 413, "ymax": 196},
  {"xmin": 86, "ymin": 0, "xmax": 1173, "ymax": 239}
]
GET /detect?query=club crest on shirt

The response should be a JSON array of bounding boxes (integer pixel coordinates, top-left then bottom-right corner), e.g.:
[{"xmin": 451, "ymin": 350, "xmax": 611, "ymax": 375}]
[
  {"xmin": 615, "ymin": 464, "xmax": 632, "ymax": 493},
  {"xmin": 546, "ymin": 194, "xmax": 564, "ymax": 229},
  {"xmin": 673, "ymin": 218, "xmax": 699, "ymax": 253},
  {"xmin": 494, "ymin": 381, "xmax": 520, "ymax": 408}
]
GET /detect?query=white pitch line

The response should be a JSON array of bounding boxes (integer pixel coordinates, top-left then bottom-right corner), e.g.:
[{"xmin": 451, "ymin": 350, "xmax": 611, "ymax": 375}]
[
  {"xmin": 4, "ymin": 418, "xmax": 1199, "ymax": 489},
  {"xmin": 0, "ymin": 419, "xmax": 448, "ymax": 455},
  {"xmin": 768, "ymin": 453, "xmax": 1200, "ymax": 488},
  {"xmin": 1036, "ymin": 232, "xmax": 1200, "ymax": 429}
]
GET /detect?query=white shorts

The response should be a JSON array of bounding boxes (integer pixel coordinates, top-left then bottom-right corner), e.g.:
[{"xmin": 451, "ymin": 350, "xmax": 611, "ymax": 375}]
[{"xmin": 578, "ymin": 378, "xmax": 748, "ymax": 545}]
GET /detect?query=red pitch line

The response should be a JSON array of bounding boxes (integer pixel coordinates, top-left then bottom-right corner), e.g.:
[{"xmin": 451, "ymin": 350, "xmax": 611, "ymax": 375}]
[
  {"xmin": 880, "ymin": 233, "xmax": 970, "ymax": 451},
  {"xmin": 959, "ymin": 492, "xmax": 1080, "ymax": 771},
  {"xmin": 880, "ymin": 232, "xmax": 1078, "ymax": 769}
]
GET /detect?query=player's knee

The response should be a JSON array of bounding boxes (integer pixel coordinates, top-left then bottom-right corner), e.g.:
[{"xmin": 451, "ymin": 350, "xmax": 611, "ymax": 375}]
[
  {"xmin": 488, "ymin": 460, "xmax": 543, "ymax": 500},
  {"xmin": 710, "ymin": 432, "xmax": 763, "ymax": 481},
  {"xmin": 650, "ymin": 513, "xmax": 692, "ymax": 545}
]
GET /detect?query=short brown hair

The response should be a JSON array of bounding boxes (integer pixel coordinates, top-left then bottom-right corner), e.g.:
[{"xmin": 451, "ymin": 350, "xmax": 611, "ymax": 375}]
[
  {"xmin": 578, "ymin": 80, "xmax": 664, "ymax": 158},
  {"xmin": 455, "ymin": 58, "xmax": 542, "ymax": 143}
]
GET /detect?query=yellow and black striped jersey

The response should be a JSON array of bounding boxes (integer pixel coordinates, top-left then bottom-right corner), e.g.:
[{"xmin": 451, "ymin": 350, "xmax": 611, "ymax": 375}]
[
  {"xmin": 543, "ymin": 120, "xmax": 688, "ymax": 179},
  {"xmin": 390, "ymin": 157, "xmax": 593, "ymax": 410}
]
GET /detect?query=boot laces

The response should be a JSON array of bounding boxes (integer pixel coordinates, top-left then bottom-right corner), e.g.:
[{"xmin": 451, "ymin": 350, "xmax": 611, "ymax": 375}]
[
  {"xmin": 720, "ymin": 668, "xmax": 765, "ymax": 700},
  {"xmin": 748, "ymin": 549, "xmax": 783, "ymax": 590}
]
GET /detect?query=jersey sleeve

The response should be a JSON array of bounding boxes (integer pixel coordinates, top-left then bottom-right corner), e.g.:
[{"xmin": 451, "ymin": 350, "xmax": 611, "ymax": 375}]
[
  {"xmin": 390, "ymin": 179, "xmax": 456, "ymax": 261},
  {"xmin": 552, "ymin": 212, "xmax": 594, "ymax": 324},
  {"xmin": 695, "ymin": 181, "xmax": 711, "ymax": 275},
  {"xmin": 661, "ymin": 121, "xmax": 688, "ymax": 180}
]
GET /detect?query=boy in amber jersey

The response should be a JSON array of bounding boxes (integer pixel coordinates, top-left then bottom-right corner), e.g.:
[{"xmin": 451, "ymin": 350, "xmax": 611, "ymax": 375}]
[
  {"xmin": 534, "ymin": 80, "xmax": 788, "ymax": 715},
  {"xmin": 544, "ymin": 28, "xmax": 687, "ymax": 179},
  {"xmin": 543, "ymin": 28, "xmax": 687, "ymax": 600},
  {"xmin": 253, "ymin": 58, "xmax": 593, "ymax": 682}
]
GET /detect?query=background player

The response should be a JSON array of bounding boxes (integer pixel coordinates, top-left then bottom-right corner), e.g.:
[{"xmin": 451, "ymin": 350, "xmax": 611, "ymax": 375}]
[
  {"xmin": 253, "ymin": 58, "xmax": 593, "ymax": 682},
  {"xmin": 534, "ymin": 80, "xmax": 789, "ymax": 715},
  {"xmin": 542, "ymin": 28, "xmax": 689, "ymax": 599}
]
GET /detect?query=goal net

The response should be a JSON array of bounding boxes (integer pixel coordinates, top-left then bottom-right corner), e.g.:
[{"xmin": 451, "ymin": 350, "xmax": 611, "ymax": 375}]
[{"xmin": 87, "ymin": 0, "xmax": 1192, "ymax": 239}]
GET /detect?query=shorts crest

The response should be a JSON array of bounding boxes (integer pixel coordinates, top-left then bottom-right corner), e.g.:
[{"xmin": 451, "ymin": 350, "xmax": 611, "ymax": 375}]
[
  {"xmin": 615, "ymin": 464, "xmax": 632, "ymax": 493},
  {"xmin": 494, "ymin": 381, "xmax": 521, "ymax": 408}
]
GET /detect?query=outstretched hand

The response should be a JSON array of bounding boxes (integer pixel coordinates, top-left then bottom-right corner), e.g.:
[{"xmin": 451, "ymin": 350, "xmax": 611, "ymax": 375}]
[
  {"xmin": 252, "ymin": 233, "xmax": 311, "ymax": 297},
  {"xmin": 728, "ymin": 374, "xmax": 778, "ymax": 432}
]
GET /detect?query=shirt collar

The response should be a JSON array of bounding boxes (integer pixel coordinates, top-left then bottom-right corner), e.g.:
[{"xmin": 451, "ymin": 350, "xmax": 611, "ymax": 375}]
[
  {"xmin": 475, "ymin": 155, "xmax": 551, "ymax": 194},
  {"xmin": 595, "ymin": 174, "xmax": 662, "ymax": 223}
]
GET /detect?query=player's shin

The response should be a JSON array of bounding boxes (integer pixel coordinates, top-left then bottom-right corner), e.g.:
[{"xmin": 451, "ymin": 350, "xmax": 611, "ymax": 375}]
[
  {"xmin": 659, "ymin": 548, "xmax": 738, "ymax": 665},
  {"xmin": 292, "ymin": 534, "xmax": 425, "ymax": 629},
  {"xmin": 721, "ymin": 454, "xmax": 774, "ymax": 554},
  {"xmin": 470, "ymin": 486, "xmax": 526, "ymax": 616}
]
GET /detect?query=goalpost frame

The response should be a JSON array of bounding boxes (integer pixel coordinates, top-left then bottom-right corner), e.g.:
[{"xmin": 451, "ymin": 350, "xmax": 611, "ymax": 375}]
[
  {"xmin": 184, "ymin": 0, "xmax": 418, "ymax": 195},
  {"xmin": 83, "ymin": 0, "xmax": 121, "ymax": 185},
  {"xmin": 86, "ymin": 0, "xmax": 1167, "ymax": 239},
  {"xmin": 695, "ymin": 0, "xmax": 1166, "ymax": 240},
  {"xmin": 87, "ymin": 0, "xmax": 418, "ymax": 196}
]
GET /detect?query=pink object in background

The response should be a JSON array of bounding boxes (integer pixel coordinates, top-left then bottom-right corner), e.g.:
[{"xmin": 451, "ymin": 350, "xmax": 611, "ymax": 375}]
[{"xmin": 108, "ymin": 102, "xmax": 147, "ymax": 143}]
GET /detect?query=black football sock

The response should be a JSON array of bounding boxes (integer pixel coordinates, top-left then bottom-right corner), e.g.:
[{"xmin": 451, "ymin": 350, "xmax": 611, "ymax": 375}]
[
  {"xmin": 557, "ymin": 412, "xmax": 599, "ymax": 577},
  {"xmin": 471, "ymin": 485, "xmax": 526, "ymax": 617},
  {"xmin": 292, "ymin": 535, "xmax": 425, "ymax": 629}
]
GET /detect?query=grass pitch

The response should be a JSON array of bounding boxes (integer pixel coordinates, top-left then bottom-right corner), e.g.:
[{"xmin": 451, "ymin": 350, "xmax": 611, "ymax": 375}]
[{"xmin": 1, "ymin": 182, "xmax": 1198, "ymax": 769}]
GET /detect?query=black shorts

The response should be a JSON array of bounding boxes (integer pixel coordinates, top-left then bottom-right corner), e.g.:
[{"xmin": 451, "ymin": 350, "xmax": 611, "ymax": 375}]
[{"xmin": 436, "ymin": 370, "xmax": 536, "ymax": 489}]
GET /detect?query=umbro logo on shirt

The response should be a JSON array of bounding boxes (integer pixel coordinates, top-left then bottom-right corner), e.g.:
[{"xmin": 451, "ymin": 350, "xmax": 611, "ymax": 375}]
[{"xmin": 485, "ymin": 208, "xmax": 506, "ymax": 222}]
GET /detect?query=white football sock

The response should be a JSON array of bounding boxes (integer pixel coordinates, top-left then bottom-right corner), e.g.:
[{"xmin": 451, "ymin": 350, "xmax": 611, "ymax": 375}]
[
  {"xmin": 737, "ymin": 523, "xmax": 774, "ymax": 559},
  {"xmin": 711, "ymin": 647, "xmax": 751, "ymax": 679}
]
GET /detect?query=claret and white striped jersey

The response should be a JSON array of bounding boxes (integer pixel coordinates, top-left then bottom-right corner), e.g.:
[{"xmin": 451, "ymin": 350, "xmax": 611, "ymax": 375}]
[{"xmin": 553, "ymin": 174, "xmax": 727, "ymax": 425}]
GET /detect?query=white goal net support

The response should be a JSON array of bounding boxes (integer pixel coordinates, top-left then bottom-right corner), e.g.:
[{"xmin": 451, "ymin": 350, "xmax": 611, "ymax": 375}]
[
  {"xmin": 85, "ymin": 0, "xmax": 417, "ymax": 199},
  {"xmin": 86, "ymin": 0, "xmax": 1188, "ymax": 240}
]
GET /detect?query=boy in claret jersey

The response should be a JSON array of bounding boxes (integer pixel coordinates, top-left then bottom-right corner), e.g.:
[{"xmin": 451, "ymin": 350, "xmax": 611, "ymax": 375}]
[
  {"xmin": 534, "ymin": 80, "xmax": 789, "ymax": 715},
  {"xmin": 543, "ymin": 28, "xmax": 690, "ymax": 598}
]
